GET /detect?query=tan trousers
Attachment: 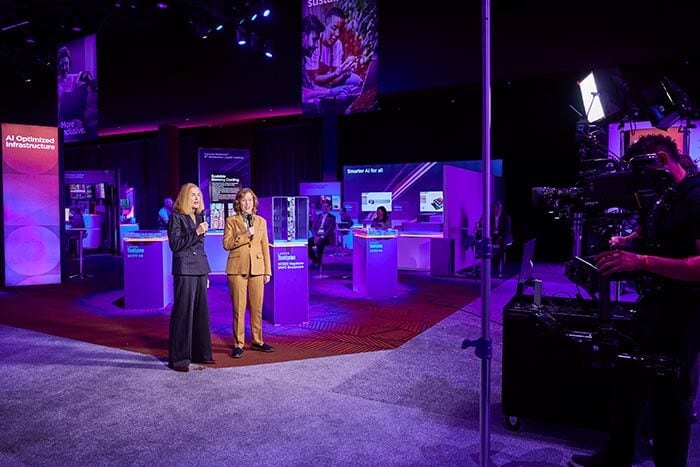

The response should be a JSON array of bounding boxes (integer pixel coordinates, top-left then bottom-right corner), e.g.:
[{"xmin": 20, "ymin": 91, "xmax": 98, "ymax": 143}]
[{"xmin": 228, "ymin": 274, "xmax": 265, "ymax": 348}]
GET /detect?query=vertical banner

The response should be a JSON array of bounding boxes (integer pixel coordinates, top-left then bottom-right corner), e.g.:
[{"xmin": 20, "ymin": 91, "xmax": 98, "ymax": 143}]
[
  {"xmin": 197, "ymin": 148, "xmax": 251, "ymax": 230},
  {"xmin": 57, "ymin": 34, "xmax": 98, "ymax": 142},
  {"xmin": 302, "ymin": 0, "xmax": 378, "ymax": 116},
  {"xmin": 1, "ymin": 123, "xmax": 61, "ymax": 286}
]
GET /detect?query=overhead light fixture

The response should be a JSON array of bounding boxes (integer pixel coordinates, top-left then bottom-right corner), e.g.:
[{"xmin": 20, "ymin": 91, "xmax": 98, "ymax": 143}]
[
  {"xmin": 263, "ymin": 40, "xmax": 272, "ymax": 58},
  {"xmin": 215, "ymin": 24, "xmax": 224, "ymax": 31},
  {"xmin": 156, "ymin": 2, "xmax": 168, "ymax": 8},
  {"xmin": 251, "ymin": 13, "xmax": 258, "ymax": 21},
  {"xmin": 262, "ymin": 9, "xmax": 271, "ymax": 17},
  {"xmin": 1, "ymin": 20, "xmax": 30, "ymax": 32},
  {"xmin": 236, "ymin": 26, "xmax": 248, "ymax": 45}
]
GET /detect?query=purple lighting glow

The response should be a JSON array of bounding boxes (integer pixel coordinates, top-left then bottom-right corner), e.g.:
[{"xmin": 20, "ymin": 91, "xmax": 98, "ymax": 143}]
[{"xmin": 156, "ymin": 2, "xmax": 168, "ymax": 8}]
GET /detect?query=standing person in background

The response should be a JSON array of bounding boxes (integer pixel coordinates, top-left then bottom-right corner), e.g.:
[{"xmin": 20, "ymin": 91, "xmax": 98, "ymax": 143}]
[
  {"xmin": 158, "ymin": 197, "xmax": 174, "ymax": 229},
  {"xmin": 167, "ymin": 183, "xmax": 213, "ymax": 372},
  {"xmin": 223, "ymin": 188, "xmax": 273, "ymax": 359},
  {"xmin": 308, "ymin": 200, "xmax": 336, "ymax": 267}
]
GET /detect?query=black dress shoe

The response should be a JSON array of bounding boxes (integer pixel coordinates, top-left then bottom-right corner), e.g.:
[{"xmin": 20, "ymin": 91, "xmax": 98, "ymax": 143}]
[
  {"xmin": 231, "ymin": 347, "xmax": 244, "ymax": 358},
  {"xmin": 171, "ymin": 364, "xmax": 189, "ymax": 373},
  {"xmin": 251, "ymin": 342, "xmax": 274, "ymax": 352}
]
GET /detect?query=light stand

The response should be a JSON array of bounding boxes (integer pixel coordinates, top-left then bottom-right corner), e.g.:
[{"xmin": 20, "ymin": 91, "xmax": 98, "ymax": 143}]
[{"xmin": 462, "ymin": 2, "xmax": 492, "ymax": 467}]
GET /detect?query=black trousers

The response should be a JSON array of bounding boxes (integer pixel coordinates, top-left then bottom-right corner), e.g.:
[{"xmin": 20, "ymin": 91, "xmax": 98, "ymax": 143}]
[
  {"xmin": 308, "ymin": 237, "xmax": 329, "ymax": 265},
  {"xmin": 168, "ymin": 275, "xmax": 212, "ymax": 367},
  {"xmin": 606, "ymin": 301, "xmax": 695, "ymax": 466}
]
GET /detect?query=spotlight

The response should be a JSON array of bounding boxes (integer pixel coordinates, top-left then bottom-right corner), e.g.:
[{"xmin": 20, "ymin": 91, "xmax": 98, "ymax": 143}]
[
  {"xmin": 251, "ymin": 13, "xmax": 258, "ymax": 21},
  {"xmin": 156, "ymin": 2, "xmax": 168, "ymax": 8},
  {"xmin": 262, "ymin": 8, "xmax": 271, "ymax": 17},
  {"xmin": 236, "ymin": 26, "xmax": 248, "ymax": 45},
  {"xmin": 215, "ymin": 24, "xmax": 224, "ymax": 31},
  {"xmin": 25, "ymin": 37, "xmax": 36, "ymax": 44},
  {"xmin": 71, "ymin": 26, "xmax": 82, "ymax": 32},
  {"xmin": 263, "ymin": 40, "xmax": 272, "ymax": 58}
]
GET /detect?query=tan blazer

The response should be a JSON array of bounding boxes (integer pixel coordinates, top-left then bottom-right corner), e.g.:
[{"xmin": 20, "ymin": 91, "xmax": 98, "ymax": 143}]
[{"xmin": 223, "ymin": 214, "xmax": 272, "ymax": 276}]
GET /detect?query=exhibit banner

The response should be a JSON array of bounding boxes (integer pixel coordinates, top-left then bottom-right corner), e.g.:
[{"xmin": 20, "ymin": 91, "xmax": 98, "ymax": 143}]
[
  {"xmin": 57, "ymin": 34, "xmax": 98, "ymax": 142},
  {"xmin": 198, "ymin": 148, "xmax": 251, "ymax": 230}
]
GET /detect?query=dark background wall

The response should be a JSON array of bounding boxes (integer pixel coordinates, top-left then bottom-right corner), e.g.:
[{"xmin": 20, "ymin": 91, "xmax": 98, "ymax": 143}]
[{"xmin": 2, "ymin": 0, "xmax": 700, "ymax": 260}]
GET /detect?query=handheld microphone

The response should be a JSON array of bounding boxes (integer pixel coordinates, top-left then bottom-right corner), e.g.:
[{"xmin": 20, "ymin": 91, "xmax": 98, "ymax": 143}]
[{"xmin": 246, "ymin": 213, "xmax": 254, "ymax": 239}]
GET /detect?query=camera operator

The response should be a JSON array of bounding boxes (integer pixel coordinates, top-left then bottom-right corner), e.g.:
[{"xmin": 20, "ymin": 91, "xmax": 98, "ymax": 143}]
[{"xmin": 570, "ymin": 135, "xmax": 700, "ymax": 466}]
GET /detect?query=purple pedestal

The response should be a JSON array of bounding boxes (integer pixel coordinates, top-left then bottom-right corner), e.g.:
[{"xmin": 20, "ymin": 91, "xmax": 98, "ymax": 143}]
[
  {"xmin": 123, "ymin": 237, "xmax": 173, "ymax": 309},
  {"xmin": 263, "ymin": 243, "xmax": 309, "ymax": 325},
  {"xmin": 353, "ymin": 231, "xmax": 398, "ymax": 299}
]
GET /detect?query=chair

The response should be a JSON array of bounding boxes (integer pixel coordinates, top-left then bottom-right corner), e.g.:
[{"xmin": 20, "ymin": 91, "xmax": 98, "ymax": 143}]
[{"xmin": 68, "ymin": 228, "xmax": 91, "ymax": 279}]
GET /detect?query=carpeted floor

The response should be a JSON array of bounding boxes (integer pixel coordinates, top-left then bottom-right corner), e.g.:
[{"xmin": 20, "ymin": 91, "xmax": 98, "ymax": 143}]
[{"xmin": 0, "ymin": 254, "xmax": 483, "ymax": 368}]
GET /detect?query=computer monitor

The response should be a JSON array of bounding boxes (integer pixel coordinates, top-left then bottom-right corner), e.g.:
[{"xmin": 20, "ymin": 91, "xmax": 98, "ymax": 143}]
[
  {"xmin": 419, "ymin": 191, "xmax": 444, "ymax": 213},
  {"xmin": 361, "ymin": 192, "xmax": 392, "ymax": 212}
]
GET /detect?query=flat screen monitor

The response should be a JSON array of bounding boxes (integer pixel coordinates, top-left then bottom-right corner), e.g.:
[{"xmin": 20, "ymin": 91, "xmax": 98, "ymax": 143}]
[
  {"xmin": 518, "ymin": 238, "xmax": 536, "ymax": 285},
  {"xmin": 361, "ymin": 192, "xmax": 392, "ymax": 212},
  {"xmin": 419, "ymin": 191, "xmax": 444, "ymax": 213}
]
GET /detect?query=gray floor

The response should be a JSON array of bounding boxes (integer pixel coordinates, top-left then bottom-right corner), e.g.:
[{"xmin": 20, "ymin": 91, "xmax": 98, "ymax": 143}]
[{"xmin": 1, "ymin": 264, "xmax": 697, "ymax": 466}]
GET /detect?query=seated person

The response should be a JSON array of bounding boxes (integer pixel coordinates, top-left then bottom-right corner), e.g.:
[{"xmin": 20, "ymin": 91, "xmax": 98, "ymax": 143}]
[
  {"xmin": 308, "ymin": 201, "xmax": 336, "ymax": 266},
  {"xmin": 370, "ymin": 206, "xmax": 390, "ymax": 230},
  {"xmin": 158, "ymin": 197, "xmax": 174, "ymax": 229},
  {"xmin": 475, "ymin": 201, "xmax": 512, "ymax": 276},
  {"xmin": 338, "ymin": 206, "xmax": 354, "ymax": 228}
]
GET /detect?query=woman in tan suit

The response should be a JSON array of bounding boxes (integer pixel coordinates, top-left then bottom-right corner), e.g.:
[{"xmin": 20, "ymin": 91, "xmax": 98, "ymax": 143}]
[{"xmin": 223, "ymin": 188, "xmax": 273, "ymax": 358}]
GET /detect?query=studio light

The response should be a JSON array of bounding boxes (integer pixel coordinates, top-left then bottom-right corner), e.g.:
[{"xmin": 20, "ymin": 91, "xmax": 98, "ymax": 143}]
[
  {"xmin": 577, "ymin": 68, "xmax": 625, "ymax": 123},
  {"xmin": 262, "ymin": 8, "xmax": 271, "ymax": 17},
  {"xmin": 215, "ymin": 24, "xmax": 224, "ymax": 31},
  {"xmin": 263, "ymin": 40, "xmax": 272, "ymax": 58}
]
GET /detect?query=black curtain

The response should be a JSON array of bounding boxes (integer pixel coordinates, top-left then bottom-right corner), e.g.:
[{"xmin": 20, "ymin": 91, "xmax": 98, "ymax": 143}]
[{"xmin": 251, "ymin": 121, "xmax": 323, "ymax": 197}]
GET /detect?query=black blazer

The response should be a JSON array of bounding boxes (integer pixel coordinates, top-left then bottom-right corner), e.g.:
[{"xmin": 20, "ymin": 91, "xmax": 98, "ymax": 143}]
[{"xmin": 168, "ymin": 211, "xmax": 211, "ymax": 276}]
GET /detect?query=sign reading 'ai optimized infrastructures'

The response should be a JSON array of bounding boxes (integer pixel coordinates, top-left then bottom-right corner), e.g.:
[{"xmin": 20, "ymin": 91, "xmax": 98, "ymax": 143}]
[{"xmin": 1, "ymin": 123, "xmax": 61, "ymax": 286}]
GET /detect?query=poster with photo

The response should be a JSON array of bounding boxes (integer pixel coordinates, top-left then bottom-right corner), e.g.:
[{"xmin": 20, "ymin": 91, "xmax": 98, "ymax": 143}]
[
  {"xmin": 301, "ymin": 0, "xmax": 378, "ymax": 116},
  {"xmin": 57, "ymin": 35, "xmax": 98, "ymax": 142}
]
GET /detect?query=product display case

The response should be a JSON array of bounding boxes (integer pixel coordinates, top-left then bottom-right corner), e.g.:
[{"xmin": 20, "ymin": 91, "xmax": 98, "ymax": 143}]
[{"xmin": 257, "ymin": 196, "xmax": 310, "ymax": 325}]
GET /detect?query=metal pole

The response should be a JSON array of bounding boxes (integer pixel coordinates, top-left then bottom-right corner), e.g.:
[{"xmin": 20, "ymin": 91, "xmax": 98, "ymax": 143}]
[{"xmin": 480, "ymin": 1, "xmax": 492, "ymax": 465}]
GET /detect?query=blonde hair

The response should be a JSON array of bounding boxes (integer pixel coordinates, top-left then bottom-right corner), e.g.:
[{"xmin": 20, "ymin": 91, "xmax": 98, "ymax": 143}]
[
  {"xmin": 234, "ymin": 187, "xmax": 258, "ymax": 214},
  {"xmin": 173, "ymin": 183, "xmax": 204, "ymax": 215}
]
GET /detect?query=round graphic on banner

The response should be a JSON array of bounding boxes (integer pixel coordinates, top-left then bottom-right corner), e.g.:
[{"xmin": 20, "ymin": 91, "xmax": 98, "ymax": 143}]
[{"xmin": 5, "ymin": 226, "xmax": 61, "ymax": 276}]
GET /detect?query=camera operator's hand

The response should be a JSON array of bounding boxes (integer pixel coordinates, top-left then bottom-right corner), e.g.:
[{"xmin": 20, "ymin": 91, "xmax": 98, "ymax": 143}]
[
  {"xmin": 596, "ymin": 250, "xmax": 646, "ymax": 276},
  {"xmin": 610, "ymin": 235, "xmax": 631, "ymax": 249}
]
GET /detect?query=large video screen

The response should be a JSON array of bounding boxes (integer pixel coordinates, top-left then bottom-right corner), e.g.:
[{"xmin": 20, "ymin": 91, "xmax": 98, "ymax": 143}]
[
  {"xmin": 301, "ymin": 0, "xmax": 378, "ymax": 117},
  {"xmin": 420, "ymin": 191, "xmax": 444, "ymax": 213},
  {"xmin": 344, "ymin": 161, "xmax": 502, "ymax": 223},
  {"xmin": 361, "ymin": 192, "xmax": 392, "ymax": 212}
]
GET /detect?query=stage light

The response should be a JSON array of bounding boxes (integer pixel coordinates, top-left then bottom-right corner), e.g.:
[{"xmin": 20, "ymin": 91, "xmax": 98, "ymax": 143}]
[
  {"xmin": 71, "ymin": 26, "xmax": 82, "ymax": 32},
  {"xmin": 215, "ymin": 24, "xmax": 224, "ymax": 31},
  {"xmin": 25, "ymin": 37, "xmax": 36, "ymax": 44},
  {"xmin": 156, "ymin": 2, "xmax": 168, "ymax": 9},
  {"xmin": 251, "ymin": 13, "xmax": 258, "ymax": 21},
  {"xmin": 263, "ymin": 41, "xmax": 272, "ymax": 58},
  {"xmin": 263, "ymin": 9, "xmax": 271, "ymax": 17},
  {"xmin": 236, "ymin": 26, "xmax": 248, "ymax": 45}
]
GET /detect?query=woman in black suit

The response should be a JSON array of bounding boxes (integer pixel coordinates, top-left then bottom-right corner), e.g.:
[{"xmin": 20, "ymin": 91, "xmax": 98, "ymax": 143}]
[{"xmin": 167, "ymin": 183, "xmax": 214, "ymax": 372}]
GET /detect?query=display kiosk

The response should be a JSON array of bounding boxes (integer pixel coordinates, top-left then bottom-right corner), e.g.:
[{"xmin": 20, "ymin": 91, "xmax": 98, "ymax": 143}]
[
  {"xmin": 123, "ymin": 231, "xmax": 173, "ymax": 309},
  {"xmin": 353, "ymin": 228, "xmax": 399, "ymax": 299},
  {"xmin": 257, "ymin": 196, "xmax": 310, "ymax": 325}
]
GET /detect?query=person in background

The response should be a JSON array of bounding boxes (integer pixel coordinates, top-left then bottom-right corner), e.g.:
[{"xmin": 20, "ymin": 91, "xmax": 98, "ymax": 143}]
[
  {"xmin": 223, "ymin": 188, "xmax": 273, "ymax": 359},
  {"xmin": 158, "ymin": 197, "xmax": 174, "ymax": 229},
  {"xmin": 339, "ymin": 206, "xmax": 354, "ymax": 228},
  {"xmin": 308, "ymin": 200, "xmax": 336, "ymax": 267},
  {"xmin": 167, "ymin": 183, "xmax": 213, "ymax": 372},
  {"xmin": 370, "ymin": 205, "xmax": 390, "ymax": 230},
  {"xmin": 475, "ymin": 201, "xmax": 512, "ymax": 277}
]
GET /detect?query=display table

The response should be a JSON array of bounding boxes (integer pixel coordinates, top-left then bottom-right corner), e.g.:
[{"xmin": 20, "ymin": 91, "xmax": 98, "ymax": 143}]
[
  {"xmin": 119, "ymin": 223, "xmax": 140, "ymax": 253},
  {"xmin": 123, "ymin": 232, "xmax": 173, "ymax": 309},
  {"xmin": 204, "ymin": 231, "xmax": 227, "ymax": 274},
  {"xmin": 397, "ymin": 232, "xmax": 443, "ymax": 270},
  {"xmin": 353, "ymin": 229, "xmax": 398, "ymax": 299},
  {"xmin": 263, "ymin": 241, "xmax": 309, "ymax": 325}
]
